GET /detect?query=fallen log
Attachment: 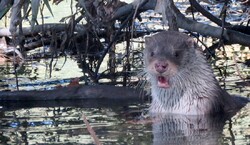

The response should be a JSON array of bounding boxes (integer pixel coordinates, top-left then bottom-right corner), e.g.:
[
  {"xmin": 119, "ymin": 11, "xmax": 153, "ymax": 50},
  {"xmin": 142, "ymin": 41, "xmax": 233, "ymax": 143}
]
[
  {"xmin": 0, "ymin": 85, "xmax": 147, "ymax": 101},
  {"xmin": 0, "ymin": 99, "xmax": 142, "ymax": 111}
]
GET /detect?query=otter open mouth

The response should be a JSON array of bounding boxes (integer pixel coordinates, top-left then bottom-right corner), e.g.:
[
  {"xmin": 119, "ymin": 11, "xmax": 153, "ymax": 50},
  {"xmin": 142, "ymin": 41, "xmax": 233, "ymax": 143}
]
[{"xmin": 157, "ymin": 76, "xmax": 170, "ymax": 88}]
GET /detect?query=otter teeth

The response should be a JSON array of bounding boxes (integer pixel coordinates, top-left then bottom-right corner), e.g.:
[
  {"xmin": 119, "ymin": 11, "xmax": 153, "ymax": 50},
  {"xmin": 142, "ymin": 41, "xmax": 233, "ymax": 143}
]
[{"xmin": 157, "ymin": 76, "xmax": 170, "ymax": 88}]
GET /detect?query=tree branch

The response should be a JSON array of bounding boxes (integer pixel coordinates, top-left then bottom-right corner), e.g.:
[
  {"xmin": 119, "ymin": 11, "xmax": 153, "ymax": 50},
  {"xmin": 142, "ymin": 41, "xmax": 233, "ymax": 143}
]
[
  {"xmin": 175, "ymin": 8, "xmax": 250, "ymax": 45},
  {"xmin": 0, "ymin": 23, "xmax": 86, "ymax": 36},
  {"xmin": 111, "ymin": 0, "xmax": 157, "ymax": 20},
  {"xmin": 189, "ymin": 0, "xmax": 250, "ymax": 35},
  {"xmin": 113, "ymin": 0, "xmax": 250, "ymax": 46},
  {"xmin": 0, "ymin": 85, "xmax": 145, "ymax": 101},
  {"xmin": 189, "ymin": 0, "xmax": 231, "ymax": 27},
  {"xmin": 157, "ymin": 0, "xmax": 250, "ymax": 46}
]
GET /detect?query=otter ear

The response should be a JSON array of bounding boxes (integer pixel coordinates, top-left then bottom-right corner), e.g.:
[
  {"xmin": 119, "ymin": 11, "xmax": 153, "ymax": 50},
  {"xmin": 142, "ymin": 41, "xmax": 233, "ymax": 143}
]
[{"xmin": 186, "ymin": 38, "xmax": 197, "ymax": 49}]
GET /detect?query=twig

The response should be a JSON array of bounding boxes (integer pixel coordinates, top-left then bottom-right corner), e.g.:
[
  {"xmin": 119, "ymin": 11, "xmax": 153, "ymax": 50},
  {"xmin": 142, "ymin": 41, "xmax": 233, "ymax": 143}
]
[
  {"xmin": 219, "ymin": 2, "xmax": 229, "ymax": 89},
  {"xmin": 94, "ymin": 0, "xmax": 149, "ymax": 82},
  {"xmin": 228, "ymin": 119, "xmax": 236, "ymax": 145},
  {"xmin": 13, "ymin": 53, "xmax": 19, "ymax": 91},
  {"xmin": 94, "ymin": 12, "xmax": 134, "ymax": 82},
  {"xmin": 82, "ymin": 114, "xmax": 102, "ymax": 145},
  {"xmin": 218, "ymin": 1, "xmax": 228, "ymax": 48},
  {"xmin": 189, "ymin": 0, "xmax": 231, "ymax": 27},
  {"xmin": 131, "ymin": 0, "xmax": 140, "ymax": 38}
]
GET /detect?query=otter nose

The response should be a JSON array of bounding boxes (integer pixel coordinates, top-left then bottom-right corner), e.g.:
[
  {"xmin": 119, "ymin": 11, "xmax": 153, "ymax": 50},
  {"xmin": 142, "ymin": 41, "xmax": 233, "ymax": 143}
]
[{"xmin": 155, "ymin": 61, "xmax": 168, "ymax": 73}]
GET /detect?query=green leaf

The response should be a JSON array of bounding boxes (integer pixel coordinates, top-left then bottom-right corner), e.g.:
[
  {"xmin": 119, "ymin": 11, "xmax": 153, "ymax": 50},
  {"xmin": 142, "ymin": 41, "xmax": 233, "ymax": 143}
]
[
  {"xmin": 43, "ymin": 0, "xmax": 54, "ymax": 17},
  {"xmin": 31, "ymin": 0, "xmax": 41, "ymax": 29}
]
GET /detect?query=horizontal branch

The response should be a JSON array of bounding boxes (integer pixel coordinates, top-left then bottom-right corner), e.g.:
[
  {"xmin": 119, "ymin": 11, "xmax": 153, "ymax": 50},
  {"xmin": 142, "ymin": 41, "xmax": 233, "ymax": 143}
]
[
  {"xmin": 173, "ymin": 5, "xmax": 250, "ymax": 46},
  {"xmin": 111, "ymin": 0, "xmax": 157, "ymax": 20},
  {"xmin": 0, "ymin": 85, "xmax": 146, "ymax": 101},
  {"xmin": 0, "ymin": 23, "xmax": 86, "ymax": 36},
  {"xmin": 189, "ymin": 0, "xmax": 250, "ymax": 35},
  {"xmin": 115, "ymin": 0, "xmax": 250, "ymax": 46},
  {"xmin": 189, "ymin": 0, "xmax": 231, "ymax": 27}
]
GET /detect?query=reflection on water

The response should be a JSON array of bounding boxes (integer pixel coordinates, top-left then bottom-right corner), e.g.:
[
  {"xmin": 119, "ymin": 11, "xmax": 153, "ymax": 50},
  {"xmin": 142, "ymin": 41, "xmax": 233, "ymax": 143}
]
[
  {"xmin": 0, "ymin": 100, "xmax": 152, "ymax": 144},
  {"xmin": 151, "ymin": 106, "xmax": 250, "ymax": 145},
  {"xmin": 152, "ymin": 114, "xmax": 226, "ymax": 145},
  {"xmin": 0, "ymin": 56, "xmax": 84, "ymax": 91},
  {"xmin": 0, "ymin": 56, "xmax": 250, "ymax": 144},
  {"xmin": 0, "ymin": 100, "xmax": 249, "ymax": 144}
]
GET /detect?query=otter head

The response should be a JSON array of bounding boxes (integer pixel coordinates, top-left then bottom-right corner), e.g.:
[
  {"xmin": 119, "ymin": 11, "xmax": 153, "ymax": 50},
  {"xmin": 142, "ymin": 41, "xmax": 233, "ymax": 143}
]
[{"xmin": 144, "ymin": 31, "xmax": 198, "ymax": 89}]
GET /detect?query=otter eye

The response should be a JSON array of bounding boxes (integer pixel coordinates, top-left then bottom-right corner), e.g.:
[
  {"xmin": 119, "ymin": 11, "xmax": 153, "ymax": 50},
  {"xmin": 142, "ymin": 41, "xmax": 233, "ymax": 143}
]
[
  {"xmin": 174, "ymin": 52, "xmax": 179, "ymax": 57},
  {"xmin": 150, "ymin": 51, "xmax": 154, "ymax": 57}
]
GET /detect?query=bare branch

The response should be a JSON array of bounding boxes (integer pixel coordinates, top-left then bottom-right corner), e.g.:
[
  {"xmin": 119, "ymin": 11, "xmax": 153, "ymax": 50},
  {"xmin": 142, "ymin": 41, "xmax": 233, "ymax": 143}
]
[
  {"xmin": 82, "ymin": 114, "xmax": 102, "ymax": 145},
  {"xmin": 0, "ymin": 85, "xmax": 145, "ymax": 100},
  {"xmin": 114, "ymin": 0, "xmax": 250, "ymax": 46},
  {"xmin": 157, "ymin": 0, "xmax": 250, "ymax": 46},
  {"xmin": 0, "ymin": 23, "xmax": 86, "ymax": 36}
]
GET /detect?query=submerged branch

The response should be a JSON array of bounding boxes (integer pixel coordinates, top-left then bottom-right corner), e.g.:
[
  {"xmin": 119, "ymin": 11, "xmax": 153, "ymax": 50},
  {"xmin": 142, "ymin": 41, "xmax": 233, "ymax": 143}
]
[{"xmin": 82, "ymin": 114, "xmax": 102, "ymax": 145}]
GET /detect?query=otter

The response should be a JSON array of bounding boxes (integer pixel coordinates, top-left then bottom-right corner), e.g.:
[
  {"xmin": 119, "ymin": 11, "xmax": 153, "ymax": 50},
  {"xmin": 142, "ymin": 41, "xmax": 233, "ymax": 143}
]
[{"xmin": 144, "ymin": 31, "xmax": 248, "ymax": 115}]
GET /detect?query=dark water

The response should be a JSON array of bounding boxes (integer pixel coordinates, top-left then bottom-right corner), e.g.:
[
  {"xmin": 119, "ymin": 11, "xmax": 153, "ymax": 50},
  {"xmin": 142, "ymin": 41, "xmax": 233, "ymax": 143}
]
[
  {"xmin": 0, "ymin": 99, "xmax": 152, "ymax": 144},
  {"xmin": 0, "ymin": 53, "xmax": 250, "ymax": 144},
  {"xmin": 0, "ymin": 99, "xmax": 249, "ymax": 144}
]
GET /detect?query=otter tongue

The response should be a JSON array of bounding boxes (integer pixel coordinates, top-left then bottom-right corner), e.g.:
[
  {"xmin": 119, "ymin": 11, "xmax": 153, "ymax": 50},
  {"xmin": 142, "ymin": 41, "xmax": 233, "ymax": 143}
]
[{"xmin": 157, "ymin": 76, "xmax": 170, "ymax": 88}]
